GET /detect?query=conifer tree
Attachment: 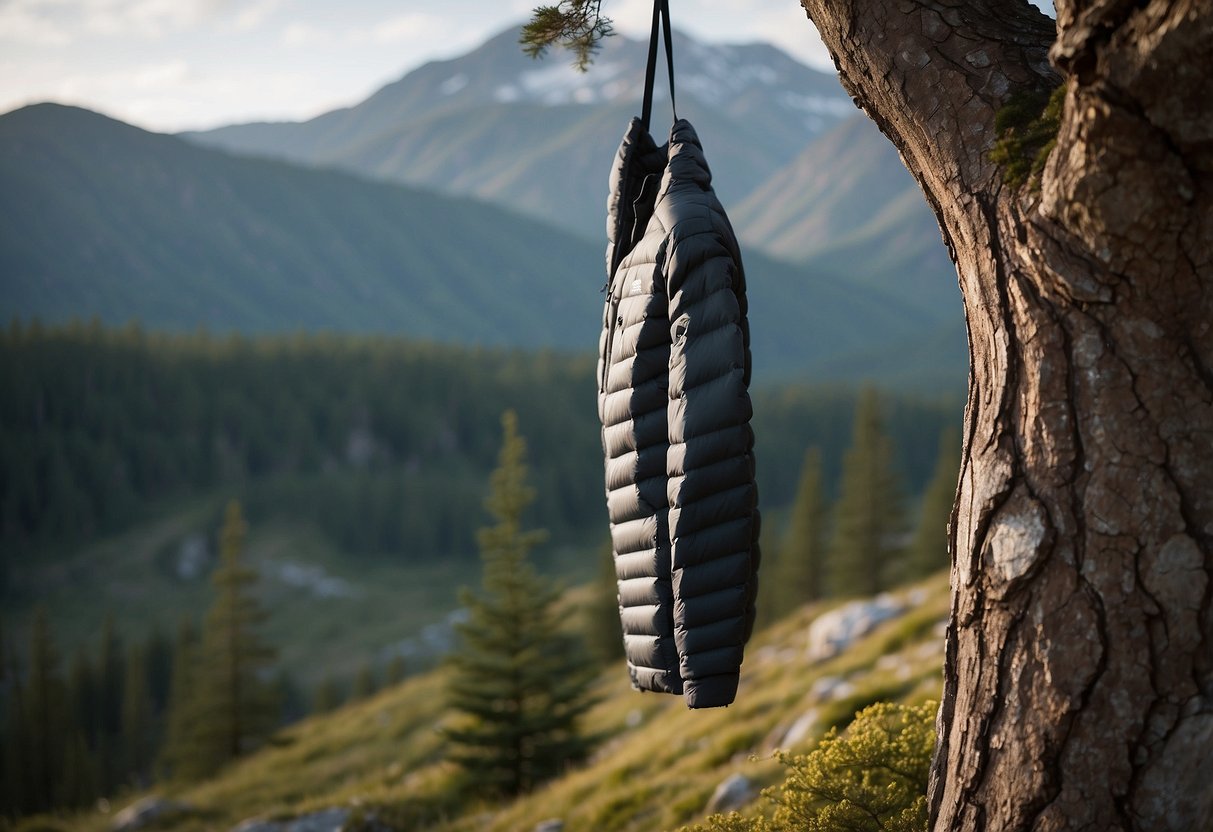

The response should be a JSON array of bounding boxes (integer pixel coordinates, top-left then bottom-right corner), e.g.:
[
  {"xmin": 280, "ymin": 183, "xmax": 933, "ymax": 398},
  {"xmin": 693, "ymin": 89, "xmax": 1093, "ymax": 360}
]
[
  {"xmin": 67, "ymin": 648, "xmax": 96, "ymax": 744},
  {"xmin": 906, "ymin": 426, "xmax": 960, "ymax": 580},
  {"xmin": 445, "ymin": 410, "xmax": 598, "ymax": 797},
  {"xmin": 3, "ymin": 663, "xmax": 28, "ymax": 814},
  {"xmin": 766, "ymin": 447, "xmax": 828, "ymax": 621},
  {"xmin": 64, "ymin": 647, "xmax": 100, "ymax": 804},
  {"xmin": 312, "ymin": 674, "xmax": 342, "ymax": 714},
  {"xmin": 95, "ymin": 613, "xmax": 124, "ymax": 792},
  {"xmin": 1, "ymin": 622, "xmax": 23, "ymax": 815},
  {"xmin": 272, "ymin": 669, "xmax": 307, "ymax": 724},
  {"xmin": 121, "ymin": 642, "xmax": 153, "ymax": 784},
  {"xmin": 827, "ymin": 389, "xmax": 906, "ymax": 597},
  {"xmin": 25, "ymin": 606, "xmax": 68, "ymax": 811},
  {"xmin": 143, "ymin": 626, "xmax": 174, "ymax": 714},
  {"xmin": 351, "ymin": 662, "xmax": 377, "ymax": 701},
  {"xmin": 158, "ymin": 616, "xmax": 198, "ymax": 781},
  {"xmin": 61, "ymin": 730, "xmax": 98, "ymax": 809},
  {"xmin": 167, "ymin": 501, "xmax": 277, "ymax": 780},
  {"xmin": 384, "ymin": 655, "xmax": 407, "ymax": 687},
  {"xmin": 96, "ymin": 614, "xmax": 123, "ymax": 736},
  {"xmin": 584, "ymin": 541, "xmax": 624, "ymax": 664}
]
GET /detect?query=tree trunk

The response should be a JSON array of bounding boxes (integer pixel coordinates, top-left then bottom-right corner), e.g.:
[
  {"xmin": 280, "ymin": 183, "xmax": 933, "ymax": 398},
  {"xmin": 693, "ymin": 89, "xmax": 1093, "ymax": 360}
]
[{"xmin": 797, "ymin": 0, "xmax": 1213, "ymax": 828}]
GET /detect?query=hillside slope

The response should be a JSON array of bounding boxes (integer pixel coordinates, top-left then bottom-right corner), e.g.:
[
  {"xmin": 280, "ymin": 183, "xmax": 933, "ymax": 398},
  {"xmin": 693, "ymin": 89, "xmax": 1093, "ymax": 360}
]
[
  {"xmin": 60, "ymin": 576, "xmax": 948, "ymax": 832},
  {"xmin": 732, "ymin": 114, "xmax": 959, "ymax": 321},
  {"xmin": 0, "ymin": 103, "xmax": 602, "ymax": 348},
  {"xmin": 0, "ymin": 103, "xmax": 962, "ymax": 381}
]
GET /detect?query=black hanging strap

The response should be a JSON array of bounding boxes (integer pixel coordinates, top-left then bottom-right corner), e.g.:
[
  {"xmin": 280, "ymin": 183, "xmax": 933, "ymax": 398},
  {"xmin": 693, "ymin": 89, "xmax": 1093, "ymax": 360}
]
[{"xmin": 640, "ymin": 0, "xmax": 677, "ymax": 131}]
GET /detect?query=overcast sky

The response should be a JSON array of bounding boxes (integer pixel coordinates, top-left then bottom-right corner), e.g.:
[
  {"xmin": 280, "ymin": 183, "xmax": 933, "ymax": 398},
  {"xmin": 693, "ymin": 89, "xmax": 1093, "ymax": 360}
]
[{"xmin": 1, "ymin": 0, "xmax": 844, "ymax": 132}]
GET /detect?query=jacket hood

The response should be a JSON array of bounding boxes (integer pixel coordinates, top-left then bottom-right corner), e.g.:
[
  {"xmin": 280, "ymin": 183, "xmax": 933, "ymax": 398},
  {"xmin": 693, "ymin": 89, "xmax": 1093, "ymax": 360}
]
[{"xmin": 605, "ymin": 118, "xmax": 712, "ymax": 281}]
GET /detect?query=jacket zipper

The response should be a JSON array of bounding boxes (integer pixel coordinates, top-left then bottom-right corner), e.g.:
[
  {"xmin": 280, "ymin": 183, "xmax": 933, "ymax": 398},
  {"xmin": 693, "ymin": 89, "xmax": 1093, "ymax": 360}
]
[{"xmin": 600, "ymin": 277, "xmax": 622, "ymax": 393}]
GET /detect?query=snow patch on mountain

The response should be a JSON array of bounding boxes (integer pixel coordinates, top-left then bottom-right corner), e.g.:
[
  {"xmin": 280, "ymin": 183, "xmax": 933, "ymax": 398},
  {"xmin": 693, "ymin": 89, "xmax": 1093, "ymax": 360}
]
[
  {"xmin": 494, "ymin": 60, "xmax": 629, "ymax": 105},
  {"xmin": 475, "ymin": 33, "xmax": 846, "ymax": 116},
  {"xmin": 439, "ymin": 73, "xmax": 468, "ymax": 95}
]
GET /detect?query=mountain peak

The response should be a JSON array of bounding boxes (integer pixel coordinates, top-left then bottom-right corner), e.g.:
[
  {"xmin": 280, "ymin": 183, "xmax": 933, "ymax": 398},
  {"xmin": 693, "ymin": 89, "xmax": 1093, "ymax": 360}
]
[{"xmin": 365, "ymin": 23, "xmax": 844, "ymax": 117}]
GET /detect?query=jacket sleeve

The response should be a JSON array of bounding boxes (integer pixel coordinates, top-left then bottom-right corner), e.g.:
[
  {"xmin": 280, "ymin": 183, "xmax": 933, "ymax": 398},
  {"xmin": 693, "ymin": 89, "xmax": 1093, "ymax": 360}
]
[{"xmin": 664, "ymin": 214, "xmax": 760, "ymax": 709}]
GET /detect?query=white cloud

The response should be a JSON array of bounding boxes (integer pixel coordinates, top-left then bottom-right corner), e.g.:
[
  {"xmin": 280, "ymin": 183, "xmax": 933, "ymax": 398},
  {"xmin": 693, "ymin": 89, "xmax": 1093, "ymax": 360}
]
[
  {"xmin": 1, "ymin": 0, "xmax": 844, "ymax": 132},
  {"xmin": 577, "ymin": 0, "xmax": 835, "ymax": 71},
  {"xmin": 0, "ymin": 2, "xmax": 74, "ymax": 45},
  {"xmin": 231, "ymin": 0, "xmax": 281, "ymax": 32},
  {"xmin": 363, "ymin": 12, "xmax": 442, "ymax": 45},
  {"xmin": 80, "ymin": 0, "xmax": 212, "ymax": 38},
  {"xmin": 0, "ymin": 0, "xmax": 279, "ymax": 43},
  {"xmin": 5, "ymin": 57, "xmax": 342, "ymax": 131},
  {"xmin": 280, "ymin": 20, "xmax": 326, "ymax": 47}
]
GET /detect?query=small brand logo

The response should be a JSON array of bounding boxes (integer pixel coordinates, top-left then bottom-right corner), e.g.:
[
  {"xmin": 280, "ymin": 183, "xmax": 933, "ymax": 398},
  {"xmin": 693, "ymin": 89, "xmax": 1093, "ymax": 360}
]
[{"xmin": 631, "ymin": 278, "xmax": 642, "ymax": 294}]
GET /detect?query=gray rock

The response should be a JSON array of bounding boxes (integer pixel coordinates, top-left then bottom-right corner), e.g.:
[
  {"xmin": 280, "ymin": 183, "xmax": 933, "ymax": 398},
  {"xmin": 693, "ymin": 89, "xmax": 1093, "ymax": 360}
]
[
  {"xmin": 806, "ymin": 593, "xmax": 907, "ymax": 662},
  {"xmin": 230, "ymin": 808, "xmax": 351, "ymax": 832},
  {"xmin": 231, "ymin": 821, "xmax": 280, "ymax": 832},
  {"xmin": 112, "ymin": 796, "xmax": 192, "ymax": 831},
  {"xmin": 534, "ymin": 820, "xmax": 565, "ymax": 832},
  {"xmin": 175, "ymin": 534, "xmax": 210, "ymax": 580},
  {"xmin": 705, "ymin": 773, "xmax": 754, "ymax": 814},
  {"xmin": 779, "ymin": 708, "xmax": 819, "ymax": 749},
  {"xmin": 808, "ymin": 675, "xmax": 855, "ymax": 703}
]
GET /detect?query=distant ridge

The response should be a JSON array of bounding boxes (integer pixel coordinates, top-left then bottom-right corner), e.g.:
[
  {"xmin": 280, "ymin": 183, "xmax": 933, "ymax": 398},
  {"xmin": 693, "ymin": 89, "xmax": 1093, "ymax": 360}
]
[
  {"xmin": 0, "ymin": 102, "xmax": 603, "ymax": 347},
  {"xmin": 733, "ymin": 114, "xmax": 959, "ymax": 319},
  {"xmin": 0, "ymin": 102, "xmax": 963, "ymax": 383},
  {"xmin": 184, "ymin": 25, "xmax": 853, "ymax": 241}
]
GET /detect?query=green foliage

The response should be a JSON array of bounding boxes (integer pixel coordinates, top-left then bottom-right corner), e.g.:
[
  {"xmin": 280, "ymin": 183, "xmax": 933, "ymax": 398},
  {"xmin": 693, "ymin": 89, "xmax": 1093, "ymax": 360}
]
[
  {"xmin": 1, "ymin": 610, "xmax": 185, "ymax": 817},
  {"xmin": 161, "ymin": 501, "xmax": 278, "ymax": 781},
  {"xmin": 384, "ymin": 655, "xmax": 407, "ymax": 687},
  {"xmin": 520, "ymin": 1, "xmax": 614, "ymax": 71},
  {"xmin": 990, "ymin": 84, "xmax": 1065, "ymax": 189},
  {"xmin": 761, "ymin": 447, "xmax": 828, "ymax": 624},
  {"xmin": 312, "ymin": 675, "xmax": 343, "ymax": 715},
  {"xmin": 682, "ymin": 701, "xmax": 936, "ymax": 832},
  {"xmin": 23, "ymin": 607, "xmax": 67, "ymax": 811},
  {"xmin": 827, "ymin": 389, "xmax": 907, "ymax": 597},
  {"xmin": 585, "ymin": 541, "xmax": 625, "ymax": 664},
  {"xmin": 143, "ymin": 625, "xmax": 174, "ymax": 715},
  {"xmin": 120, "ymin": 642, "xmax": 154, "ymax": 781},
  {"xmin": 444, "ymin": 411, "xmax": 598, "ymax": 797},
  {"xmin": 0, "ymin": 324, "xmax": 959, "ymax": 573},
  {"xmin": 905, "ymin": 427, "xmax": 959, "ymax": 580},
  {"xmin": 351, "ymin": 662, "xmax": 377, "ymax": 701},
  {"xmin": 0, "ymin": 324, "xmax": 601, "ymax": 561},
  {"xmin": 158, "ymin": 617, "xmax": 197, "ymax": 780},
  {"xmin": 94, "ymin": 614, "xmax": 124, "ymax": 791}
]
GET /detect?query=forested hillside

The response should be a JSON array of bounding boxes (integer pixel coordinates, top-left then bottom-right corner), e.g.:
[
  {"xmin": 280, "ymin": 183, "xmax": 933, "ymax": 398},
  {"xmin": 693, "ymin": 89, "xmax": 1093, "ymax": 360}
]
[
  {"xmin": 1, "ymin": 322, "xmax": 960, "ymax": 568},
  {"xmin": 1, "ymin": 322, "xmax": 961, "ymax": 823},
  {"xmin": 0, "ymin": 103, "xmax": 602, "ymax": 347},
  {"xmin": 0, "ymin": 103, "xmax": 963, "ymax": 386}
]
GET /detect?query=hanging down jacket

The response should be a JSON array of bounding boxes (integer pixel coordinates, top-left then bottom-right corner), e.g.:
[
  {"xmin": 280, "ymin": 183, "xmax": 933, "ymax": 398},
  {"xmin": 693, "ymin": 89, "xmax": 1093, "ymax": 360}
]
[{"xmin": 598, "ymin": 116, "xmax": 761, "ymax": 709}]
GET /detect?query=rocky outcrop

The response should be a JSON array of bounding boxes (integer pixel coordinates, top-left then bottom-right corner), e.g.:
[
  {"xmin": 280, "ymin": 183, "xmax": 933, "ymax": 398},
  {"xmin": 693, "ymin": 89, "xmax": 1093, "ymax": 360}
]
[
  {"xmin": 705, "ymin": 773, "xmax": 754, "ymax": 814},
  {"xmin": 111, "ymin": 796, "xmax": 193, "ymax": 831},
  {"xmin": 805, "ymin": 593, "xmax": 909, "ymax": 662}
]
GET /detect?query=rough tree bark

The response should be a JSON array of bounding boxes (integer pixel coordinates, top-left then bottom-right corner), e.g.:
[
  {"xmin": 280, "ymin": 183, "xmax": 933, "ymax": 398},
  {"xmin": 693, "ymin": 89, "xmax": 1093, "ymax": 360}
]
[{"xmin": 796, "ymin": 0, "xmax": 1212, "ymax": 828}]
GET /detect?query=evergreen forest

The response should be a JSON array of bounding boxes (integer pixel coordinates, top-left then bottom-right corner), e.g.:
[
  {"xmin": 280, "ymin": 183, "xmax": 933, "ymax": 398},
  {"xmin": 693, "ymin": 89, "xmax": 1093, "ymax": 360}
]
[
  {"xmin": 0, "ymin": 320, "xmax": 962, "ymax": 823},
  {"xmin": 1, "ymin": 321, "xmax": 958, "ymax": 574}
]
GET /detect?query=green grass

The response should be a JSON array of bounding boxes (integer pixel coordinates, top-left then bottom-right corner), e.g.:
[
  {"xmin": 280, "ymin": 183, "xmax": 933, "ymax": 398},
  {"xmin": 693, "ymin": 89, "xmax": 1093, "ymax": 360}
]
[
  {"xmin": 4, "ymin": 496, "xmax": 595, "ymax": 689},
  {"xmin": 42, "ymin": 572, "xmax": 951, "ymax": 832}
]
